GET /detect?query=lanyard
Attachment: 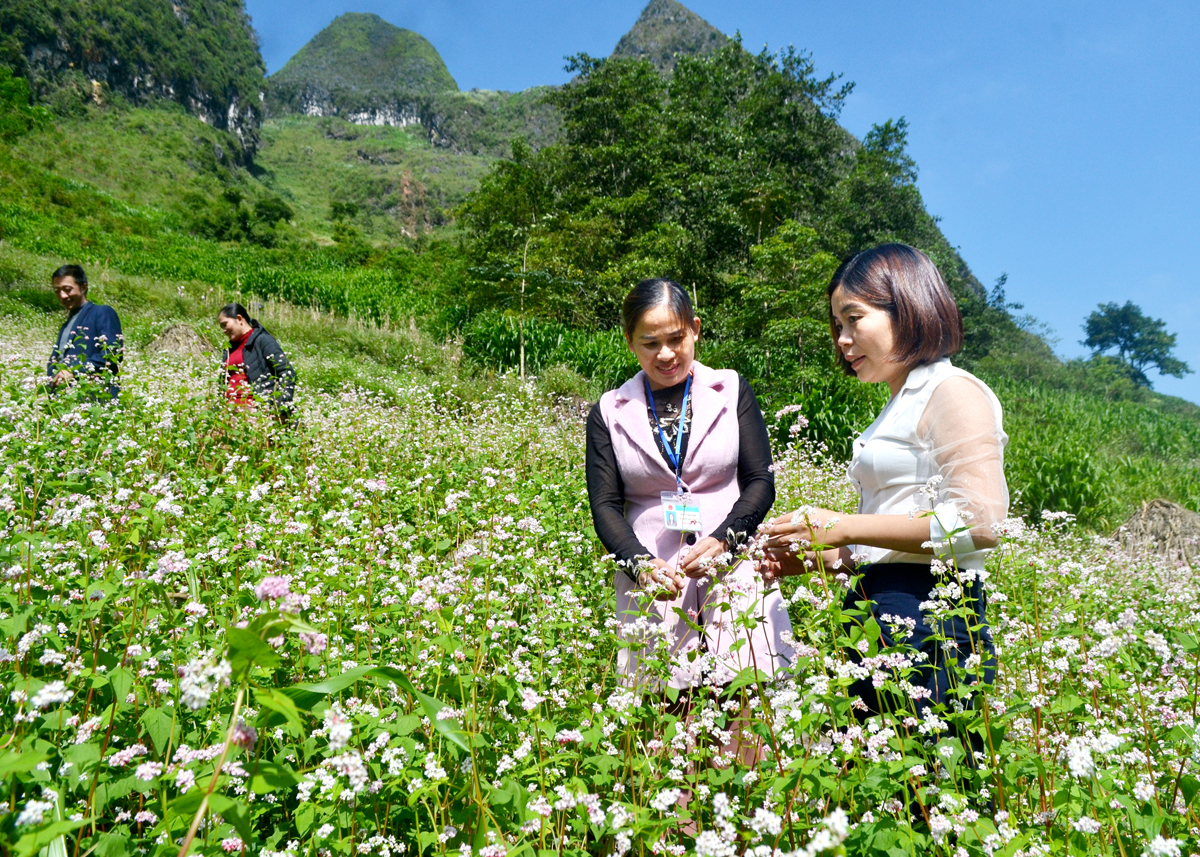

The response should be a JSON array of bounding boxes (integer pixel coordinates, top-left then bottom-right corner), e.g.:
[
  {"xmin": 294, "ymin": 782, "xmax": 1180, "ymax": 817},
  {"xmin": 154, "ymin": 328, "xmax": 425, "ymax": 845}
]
[{"xmin": 645, "ymin": 373, "xmax": 692, "ymax": 490}]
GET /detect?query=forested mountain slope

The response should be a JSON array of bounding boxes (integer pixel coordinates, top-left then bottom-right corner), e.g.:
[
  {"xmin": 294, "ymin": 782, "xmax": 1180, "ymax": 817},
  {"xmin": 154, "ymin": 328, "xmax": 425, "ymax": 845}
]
[{"xmin": 0, "ymin": 0, "xmax": 264, "ymax": 155}]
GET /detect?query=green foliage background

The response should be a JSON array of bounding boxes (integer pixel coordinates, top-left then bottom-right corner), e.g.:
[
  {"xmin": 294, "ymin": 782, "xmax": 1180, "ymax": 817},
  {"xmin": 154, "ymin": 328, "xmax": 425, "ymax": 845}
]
[{"xmin": 0, "ymin": 25, "xmax": 1196, "ymax": 531}]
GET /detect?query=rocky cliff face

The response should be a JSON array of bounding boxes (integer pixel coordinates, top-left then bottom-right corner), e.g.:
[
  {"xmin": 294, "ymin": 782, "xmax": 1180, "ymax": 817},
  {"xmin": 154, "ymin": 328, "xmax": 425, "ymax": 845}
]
[
  {"xmin": 0, "ymin": 0, "xmax": 266, "ymax": 157},
  {"xmin": 611, "ymin": 0, "xmax": 729, "ymax": 71}
]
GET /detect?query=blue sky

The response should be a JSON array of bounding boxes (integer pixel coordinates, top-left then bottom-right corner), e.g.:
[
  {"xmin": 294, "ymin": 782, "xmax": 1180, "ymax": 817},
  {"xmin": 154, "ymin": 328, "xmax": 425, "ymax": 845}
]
[{"xmin": 246, "ymin": 0, "xmax": 1200, "ymax": 404}]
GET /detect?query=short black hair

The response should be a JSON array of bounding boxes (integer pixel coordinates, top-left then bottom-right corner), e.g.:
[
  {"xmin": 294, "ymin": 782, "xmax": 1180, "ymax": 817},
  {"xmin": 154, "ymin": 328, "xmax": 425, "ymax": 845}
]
[
  {"xmin": 218, "ymin": 302, "xmax": 251, "ymax": 323},
  {"xmin": 621, "ymin": 278, "xmax": 695, "ymax": 340},
  {"xmin": 51, "ymin": 264, "xmax": 88, "ymax": 290},
  {"xmin": 827, "ymin": 243, "xmax": 963, "ymax": 375}
]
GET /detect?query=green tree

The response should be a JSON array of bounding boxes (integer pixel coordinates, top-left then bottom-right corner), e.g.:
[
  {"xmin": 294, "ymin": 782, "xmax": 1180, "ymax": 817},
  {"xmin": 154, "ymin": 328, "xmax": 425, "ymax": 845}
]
[
  {"xmin": 459, "ymin": 40, "xmax": 856, "ymax": 327},
  {"xmin": 824, "ymin": 118, "xmax": 940, "ymax": 254},
  {"xmin": 1082, "ymin": 301, "xmax": 1191, "ymax": 387}
]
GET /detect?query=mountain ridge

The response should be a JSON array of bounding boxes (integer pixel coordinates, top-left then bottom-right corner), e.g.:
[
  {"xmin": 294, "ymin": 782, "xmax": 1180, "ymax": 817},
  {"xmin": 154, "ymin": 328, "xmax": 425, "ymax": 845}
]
[
  {"xmin": 267, "ymin": 12, "xmax": 458, "ymax": 120},
  {"xmin": 611, "ymin": 0, "xmax": 729, "ymax": 71}
]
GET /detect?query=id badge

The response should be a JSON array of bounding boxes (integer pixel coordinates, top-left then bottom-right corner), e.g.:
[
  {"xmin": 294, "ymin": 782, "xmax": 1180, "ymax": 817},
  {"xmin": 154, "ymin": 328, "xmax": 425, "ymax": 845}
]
[{"xmin": 661, "ymin": 491, "xmax": 702, "ymax": 532}]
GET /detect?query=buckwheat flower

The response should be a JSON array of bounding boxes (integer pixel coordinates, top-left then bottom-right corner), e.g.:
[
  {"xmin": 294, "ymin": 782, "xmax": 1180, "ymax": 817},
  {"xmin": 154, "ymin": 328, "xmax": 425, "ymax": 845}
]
[
  {"xmin": 220, "ymin": 836, "xmax": 244, "ymax": 852},
  {"xmin": 232, "ymin": 719, "xmax": 257, "ymax": 751},
  {"xmin": 179, "ymin": 657, "xmax": 232, "ymax": 711},
  {"xmin": 15, "ymin": 799, "xmax": 54, "ymax": 826},
  {"xmin": 157, "ymin": 550, "xmax": 190, "ymax": 576},
  {"xmin": 108, "ymin": 743, "xmax": 149, "ymax": 767},
  {"xmin": 422, "ymin": 752, "xmax": 447, "ymax": 781},
  {"xmin": 183, "ymin": 602, "xmax": 208, "ymax": 619},
  {"xmin": 134, "ymin": 810, "xmax": 157, "ymax": 825},
  {"xmin": 1066, "ymin": 737, "xmax": 1095, "ymax": 779},
  {"xmin": 555, "ymin": 729, "xmax": 583, "ymax": 745},
  {"xmin": 176, "ymin": 769, "xmax": 196, "ymax": 793},
  {"xmin": 928, "ymin": 812, "xmax": 953, "ymax": 843},
  {"xmin": 527, "ymin": 795, "xmax": 552, "ymax": 818},
  {"xmin": 31, "ymin": 680, "xmax": 72, "ymax": 710},
  {"xmin": 135, "ymin": 762, "xmax": 163, "ymax": 782},
  {"xmin": 324, "ymin": 707, "xmax": 352, "ymax": 752},
  {"xmin": 649, "ymin": 788, "xmax": 681, "ymax": 813},
  {"xmin": 823, "ymin": 807, "xmax": 850, "ymax": 839},
  {"xmin": 520, "ymin": 687, "xmax": 544, "ymax": 712},
  {"xmin": 255, "ymin": 576, "xmax": 291, "ymax": 602},
  {"xmin": 693, "ymin": 831, "xmax": 735, "ymax": 857},
  {"xmin": 748, "ymin": 807, "xmax": 782, "ymax": 838},
  {"xmin": 1141, "ymin": 836, "xmax": 1182, "ymax": 857},
  {"xmin": 1144, "ymin": 631, "xmax": 1172, "ymax": 661},
  {"xmin": 299, "ymin": 632, "xmax": 327, "ymax": 656}
]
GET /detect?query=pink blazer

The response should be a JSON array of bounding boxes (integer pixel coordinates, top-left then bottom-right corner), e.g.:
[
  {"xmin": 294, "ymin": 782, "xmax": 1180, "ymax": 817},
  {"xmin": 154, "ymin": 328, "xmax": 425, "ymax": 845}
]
[{"xmin": 597, "ymin": 360, "xmax": 742, "ymax": 566}]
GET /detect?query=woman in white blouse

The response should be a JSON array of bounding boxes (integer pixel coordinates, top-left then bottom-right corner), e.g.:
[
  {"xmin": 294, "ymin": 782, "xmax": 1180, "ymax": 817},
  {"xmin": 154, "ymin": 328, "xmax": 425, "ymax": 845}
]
[{"xmin": 761, "ymin": 243, "xmax": 1008, "ymax": 718}]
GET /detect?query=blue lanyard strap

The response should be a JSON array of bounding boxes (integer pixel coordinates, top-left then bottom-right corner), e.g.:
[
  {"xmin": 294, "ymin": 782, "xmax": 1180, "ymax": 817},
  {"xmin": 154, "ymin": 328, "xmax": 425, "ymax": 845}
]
[{"xmin": 645, "ymin": 373, "xmax": 692, "ymax": 490}]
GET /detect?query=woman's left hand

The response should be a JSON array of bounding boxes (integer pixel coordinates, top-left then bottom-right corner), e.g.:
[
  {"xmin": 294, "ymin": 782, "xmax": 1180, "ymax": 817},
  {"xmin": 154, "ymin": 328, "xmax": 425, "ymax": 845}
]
[
  {"xmin": 680, "ymin": 536, "xmax": 729, "ymax": 577},
  {"xmin": 762, "ymin": 507, "xmax": 851, "ymax": 551}
]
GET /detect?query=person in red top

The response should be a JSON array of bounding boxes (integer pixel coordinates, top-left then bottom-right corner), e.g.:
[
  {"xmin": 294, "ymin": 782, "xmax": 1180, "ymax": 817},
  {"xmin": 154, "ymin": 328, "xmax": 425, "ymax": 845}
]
[
  {"xmin": 223, "ymin": 322, "xmax": 254, "ymax": 406},
  {"xmin": 216, "ymin": 303, "xmax": 296, "ymax": 416}
]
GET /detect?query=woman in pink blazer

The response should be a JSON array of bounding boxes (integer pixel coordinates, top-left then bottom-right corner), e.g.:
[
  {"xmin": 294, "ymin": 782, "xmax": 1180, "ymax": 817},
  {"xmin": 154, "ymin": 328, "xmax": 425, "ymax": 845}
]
[{"xmin": 586, "ymin": 278, "xmax": 794, "ymax": 692}]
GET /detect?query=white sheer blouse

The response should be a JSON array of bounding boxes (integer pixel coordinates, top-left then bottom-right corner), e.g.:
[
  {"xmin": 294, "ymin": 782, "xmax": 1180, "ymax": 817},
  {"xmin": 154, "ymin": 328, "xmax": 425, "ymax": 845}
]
[{"xmin": 847, "ymin": 359, "xmax": 1009, "ymax": 570}]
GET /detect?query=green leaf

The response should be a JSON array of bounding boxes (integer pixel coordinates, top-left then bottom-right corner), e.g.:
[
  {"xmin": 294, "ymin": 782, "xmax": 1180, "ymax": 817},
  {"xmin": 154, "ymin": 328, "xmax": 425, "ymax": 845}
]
[
  {"xmin": 862, "ymin": 616, "xmax": 882, "ymax": 644},
  {"xmin": 1180, "ymin": 775, "xmax": 1200, "ymax": 807},
  {"xmin": 61, "ymin": 743, "xmax": 100, "ymax": 769},
  {"xmin": 724, "ymin": 666, "xmax": 771, "ymax": 695},
  {"xmin": 295, "ymin": 802, "xmax": 315, "ymax": 836},
  {"xmin": 0, "ymin": 748, "xmax": 46, "ymax": 777},
  {"xmin": 94, "ymin": 775, "xmax": 135, "ymax": 813},
  {"xmin": 249, "ymin": 761, "xmax": 300, "ymax": 794},
  {"xmin": 108, "ymin": 667, "xmax": 134, "ymax": 706},
  {"xmin": 208, "ymin": 792, "xmax": 254, "ymax": 845},
  {"xmin": 384, "ymin": 714, "xmax": 422, "ymax": 736},
  {"xmin": 281, "ymin": 664, "xmax": 468, "ymax": 750},
  {"xmin": 91, "ymin": 832, "xmax": 129, "ymax": 857},
  {"xmin": 140, "ymin": 707, "xmax": 174, "ymax": 756},
  {"xmin": 227, "ymin": 627, "xmax": 282, "ymax": 676},
  {"xmin": 13, "ymin": 818, "xmax": 89, "ymax": 857},
  {"xmin": 583, "ymin": 754, "xmax": 621, "ymax": 775},
  {"xmin": 254, "ymin": 687, "xmax": 306, "ymax": 733}
]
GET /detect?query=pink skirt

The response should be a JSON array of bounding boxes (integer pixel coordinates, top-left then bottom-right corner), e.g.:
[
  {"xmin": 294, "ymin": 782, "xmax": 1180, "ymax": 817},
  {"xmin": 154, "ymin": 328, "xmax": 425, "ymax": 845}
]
[{"xmin": 614, "ymin": 560, "xmax": 795, "ymax": 690}]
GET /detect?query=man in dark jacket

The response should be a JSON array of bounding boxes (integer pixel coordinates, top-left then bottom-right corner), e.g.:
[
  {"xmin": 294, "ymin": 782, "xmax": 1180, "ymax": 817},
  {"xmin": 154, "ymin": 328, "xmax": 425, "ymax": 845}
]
[
  {"xmin": 217, "ymin": 303, "xmax": 296, "ymax": 417},
  {"xmin": 47, "ymin": 264, "xmax": 123, "ymax": 400}
]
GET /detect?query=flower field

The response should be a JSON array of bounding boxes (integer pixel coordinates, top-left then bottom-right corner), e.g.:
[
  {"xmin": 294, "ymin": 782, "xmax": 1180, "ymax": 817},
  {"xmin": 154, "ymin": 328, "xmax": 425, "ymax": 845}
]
[{"xmin": 2, "ymin": 324, "xmax": 1199, "ymax": 857}]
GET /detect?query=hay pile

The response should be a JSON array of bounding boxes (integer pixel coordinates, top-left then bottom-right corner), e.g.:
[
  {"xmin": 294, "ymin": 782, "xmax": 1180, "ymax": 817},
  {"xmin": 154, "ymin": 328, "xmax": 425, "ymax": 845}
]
[
  {"xmin": 1113, "ymin": 499, "xmax": 1200, "ymax": 564},
  {"xmin": 144, "ymin": 323, "xmax": 214, "ymax": 362}
]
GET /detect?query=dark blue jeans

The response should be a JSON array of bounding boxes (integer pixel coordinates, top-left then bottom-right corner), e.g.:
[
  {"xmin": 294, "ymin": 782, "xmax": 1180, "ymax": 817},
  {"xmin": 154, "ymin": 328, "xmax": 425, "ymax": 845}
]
[{"xmin": 841, "ymin": 562, "xmax": 995, "ymax": 719}]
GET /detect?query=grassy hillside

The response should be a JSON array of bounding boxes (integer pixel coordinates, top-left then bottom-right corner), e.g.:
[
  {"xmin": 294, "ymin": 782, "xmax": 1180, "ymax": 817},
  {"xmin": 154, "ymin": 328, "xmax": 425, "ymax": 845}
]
[
  {"xmin": 257, "ymin": 116, "xmax": 493, "ymax": 241},
  {"xmin": 5, "ymin": 103, "xmax": 500, "ymax": 245}
]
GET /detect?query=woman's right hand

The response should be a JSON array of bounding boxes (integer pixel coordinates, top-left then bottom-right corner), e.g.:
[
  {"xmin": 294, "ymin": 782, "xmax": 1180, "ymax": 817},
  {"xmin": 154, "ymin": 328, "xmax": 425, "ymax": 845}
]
[
  {"xmin": 638, "ymin": 559, "xmax": 685, "ymax": 600},
  {"xmin": 758, "ymin": 548, "xmax": 810, "ymax": 585}
]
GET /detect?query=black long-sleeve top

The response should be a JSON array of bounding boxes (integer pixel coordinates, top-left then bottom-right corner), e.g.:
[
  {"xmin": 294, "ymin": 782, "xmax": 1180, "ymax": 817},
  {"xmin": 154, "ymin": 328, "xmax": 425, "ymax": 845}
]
[{"xmin": 586, "ymin": 374, "xmax": 775, "ymax": 578}]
